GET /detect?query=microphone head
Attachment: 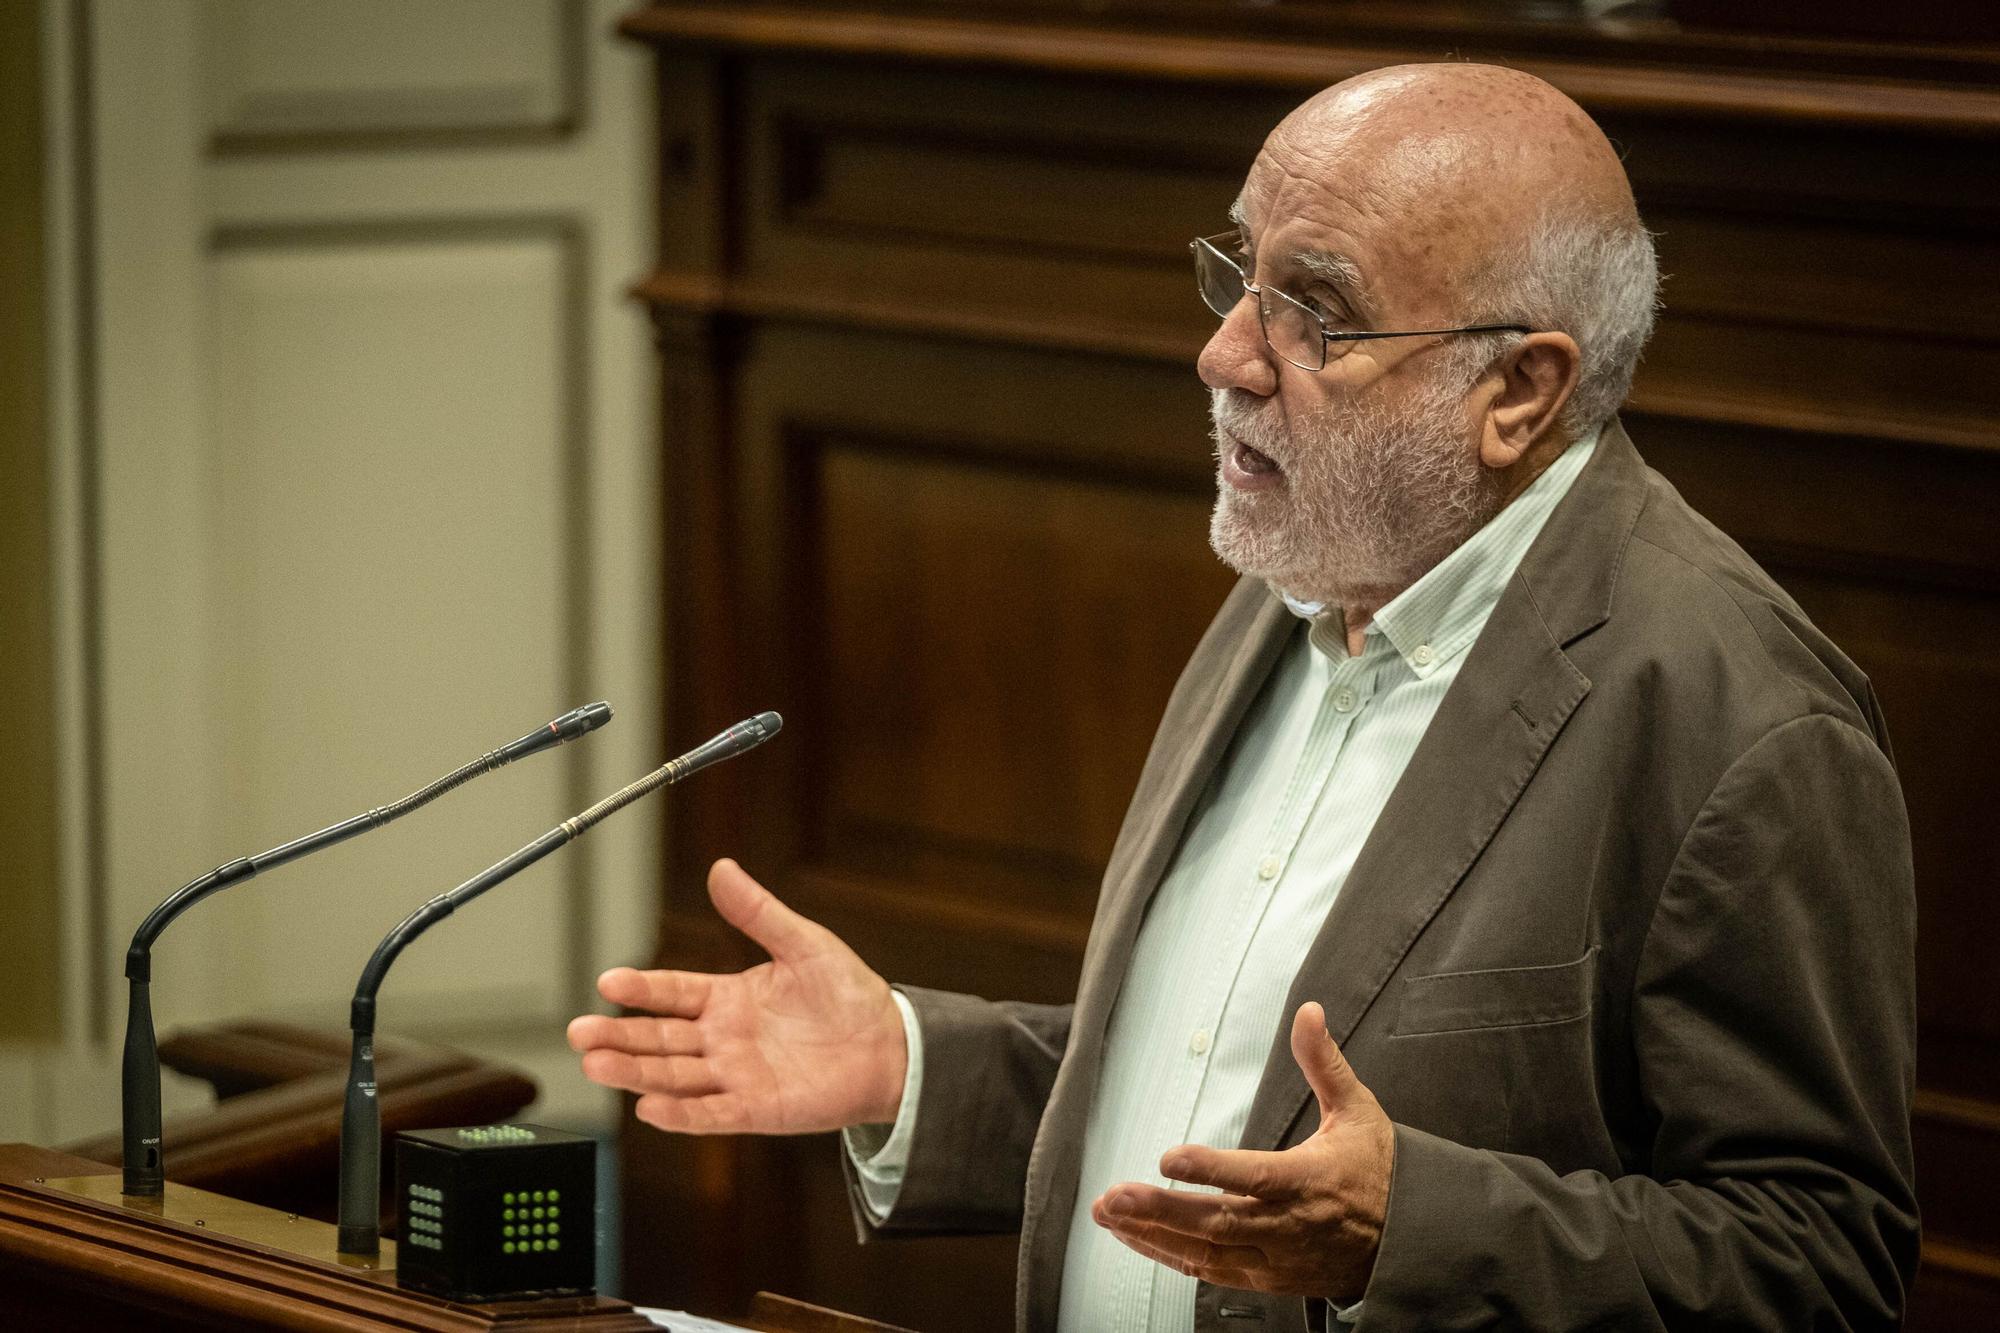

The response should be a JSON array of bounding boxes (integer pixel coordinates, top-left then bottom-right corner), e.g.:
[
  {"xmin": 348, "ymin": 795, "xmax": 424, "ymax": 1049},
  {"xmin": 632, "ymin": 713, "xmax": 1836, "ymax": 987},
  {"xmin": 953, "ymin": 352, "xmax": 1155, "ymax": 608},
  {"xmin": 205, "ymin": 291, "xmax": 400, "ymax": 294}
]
[
  {"xmin": 505, "ymin": 702, "xmax": 615, "ymax": 761},
  {"xmin": 558, "ymin": 701, "xmax": 614, "ymax": 741},
  {"xmin": 669, "ymin": 710, "xmax": 784, "ymax": 782},
  {"xmin": 725, "ymin": 711, "xmax": 782, "ymax": 754}
]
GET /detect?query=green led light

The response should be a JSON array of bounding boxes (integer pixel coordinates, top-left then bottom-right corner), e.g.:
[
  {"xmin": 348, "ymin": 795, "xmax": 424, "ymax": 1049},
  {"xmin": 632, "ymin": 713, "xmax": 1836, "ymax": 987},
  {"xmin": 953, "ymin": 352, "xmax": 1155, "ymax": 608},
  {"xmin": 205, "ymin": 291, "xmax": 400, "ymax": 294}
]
[
  {"xmin": 548, "ymin": 1222, "xmax": 560, "ymax": 1236},
  {"xmin": 548, "ymin": 1205, "xmax": 560, "ymax": 1219},
  {"xmin": 502, "ymin": 1192, "xmax": 515, "ymax": 1205},
  {"xmin": 503, "ymin": 1208, "xmax": 515, "ymax": 1221},
  {"xmin": 531, "ymin": 1239, "xmax": 546, "ymax": 1253},
  {"xmin": 502, "ymin": 1225, "xmax": 514, "ymax": 1238},
  {"xmin": 532, "ymin": 1206, "xmax": 545, "ymax": 1219},
  {"xmin": 503, "ymin": 1242, "xmax": 516, "ymax": 1255},
  {"xmin": 549, "ymin": 1238, "xmax": 561, "ymax": 1252},
  {"xmin": 532, "ymin": 1190, "xmax": 546, "ymax": 1203},
  {"xmin": 548, "ymin": 1189, "xmax": 560, "ymax": 1202}
]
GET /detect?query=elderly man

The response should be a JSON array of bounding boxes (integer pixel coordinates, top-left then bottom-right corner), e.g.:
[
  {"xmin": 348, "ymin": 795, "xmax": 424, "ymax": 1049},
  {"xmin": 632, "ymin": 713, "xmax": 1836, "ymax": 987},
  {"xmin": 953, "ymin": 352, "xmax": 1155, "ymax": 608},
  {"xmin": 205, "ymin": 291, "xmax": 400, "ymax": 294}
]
[{"xmin": 570, "ymin": 63, "xmax": 1918, "ymax": 1331}]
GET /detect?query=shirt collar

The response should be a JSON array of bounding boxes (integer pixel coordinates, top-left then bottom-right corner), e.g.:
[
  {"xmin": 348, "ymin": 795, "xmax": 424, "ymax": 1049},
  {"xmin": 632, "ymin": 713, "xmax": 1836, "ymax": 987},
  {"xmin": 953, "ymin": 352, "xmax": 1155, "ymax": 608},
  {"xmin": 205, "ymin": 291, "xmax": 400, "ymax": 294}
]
[{"xmin": 1283, "ymin": 426, "xmax": 1601, "ymax": 673}]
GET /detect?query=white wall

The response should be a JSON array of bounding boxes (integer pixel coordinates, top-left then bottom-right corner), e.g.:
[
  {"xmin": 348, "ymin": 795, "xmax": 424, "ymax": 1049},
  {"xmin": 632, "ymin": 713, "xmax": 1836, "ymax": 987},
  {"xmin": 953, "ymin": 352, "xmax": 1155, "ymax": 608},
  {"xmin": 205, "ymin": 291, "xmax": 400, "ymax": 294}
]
[{"xmin": 4, "ymin": 0, "xmax": 659, "ymax": 1146}]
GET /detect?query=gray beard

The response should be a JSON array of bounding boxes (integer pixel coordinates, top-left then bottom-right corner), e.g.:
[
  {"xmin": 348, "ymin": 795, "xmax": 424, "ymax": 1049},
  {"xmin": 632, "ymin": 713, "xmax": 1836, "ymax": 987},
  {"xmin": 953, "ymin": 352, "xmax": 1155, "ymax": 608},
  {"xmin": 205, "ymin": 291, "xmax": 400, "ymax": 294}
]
[{"xmin": 1206, "ymin": 371, "xmax": 1504, "ymax": 609}]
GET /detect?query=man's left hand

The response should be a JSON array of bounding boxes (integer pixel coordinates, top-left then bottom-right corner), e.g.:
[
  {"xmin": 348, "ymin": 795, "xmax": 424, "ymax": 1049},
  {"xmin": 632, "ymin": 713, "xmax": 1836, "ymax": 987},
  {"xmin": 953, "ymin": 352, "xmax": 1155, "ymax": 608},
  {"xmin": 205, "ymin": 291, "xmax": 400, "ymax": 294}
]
[{"xmin": 1091, "ymin": 1001, "xmax": 1395, "ymax": 1301}]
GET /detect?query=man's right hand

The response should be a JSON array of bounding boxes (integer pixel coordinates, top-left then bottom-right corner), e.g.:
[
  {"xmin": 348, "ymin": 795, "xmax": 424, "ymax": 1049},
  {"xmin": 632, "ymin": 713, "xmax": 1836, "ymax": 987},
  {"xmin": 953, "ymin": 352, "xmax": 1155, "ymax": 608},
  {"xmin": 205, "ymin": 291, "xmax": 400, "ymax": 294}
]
[{"xmin": 567, "ymin": 858, "xmax": 908, "ymax": 1135}]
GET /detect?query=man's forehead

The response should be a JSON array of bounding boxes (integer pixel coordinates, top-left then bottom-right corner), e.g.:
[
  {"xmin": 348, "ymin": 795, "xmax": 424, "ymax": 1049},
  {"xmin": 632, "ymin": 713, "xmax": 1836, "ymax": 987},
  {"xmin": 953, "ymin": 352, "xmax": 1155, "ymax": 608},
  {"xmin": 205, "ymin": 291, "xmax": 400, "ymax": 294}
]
[{"xmin": 1229, "ymin": 152, "xmax": 1375, "ymax": 260}]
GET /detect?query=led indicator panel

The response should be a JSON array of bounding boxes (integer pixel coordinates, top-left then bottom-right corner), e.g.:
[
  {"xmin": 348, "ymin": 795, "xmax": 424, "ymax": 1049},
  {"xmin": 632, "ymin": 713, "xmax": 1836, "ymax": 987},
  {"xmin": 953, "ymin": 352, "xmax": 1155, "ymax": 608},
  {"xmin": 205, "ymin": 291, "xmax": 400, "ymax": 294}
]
[{"xmin": 393, "ymin": 1123, "xmax": 594, "ymax": 1301}]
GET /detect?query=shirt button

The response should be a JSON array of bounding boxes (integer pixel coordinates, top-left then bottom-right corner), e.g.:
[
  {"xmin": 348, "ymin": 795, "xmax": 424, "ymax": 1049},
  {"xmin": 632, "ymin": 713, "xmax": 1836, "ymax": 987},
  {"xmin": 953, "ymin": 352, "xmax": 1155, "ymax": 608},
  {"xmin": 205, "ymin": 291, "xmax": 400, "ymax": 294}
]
[
  {"xmin": 1413, "ymin": 644, "xmax": 1435, "ymax": 667},
  {"xmin": 1333, "ymin": 688, "xmax": 1356, "ymax": 713},
  {"xmin": 1188, "ymin": 1029, "xmax": 1211, "ymax": 1056},
  {"xmin": 1257, "ymin": 855, "xmax": 1281, "ymax": 880}
]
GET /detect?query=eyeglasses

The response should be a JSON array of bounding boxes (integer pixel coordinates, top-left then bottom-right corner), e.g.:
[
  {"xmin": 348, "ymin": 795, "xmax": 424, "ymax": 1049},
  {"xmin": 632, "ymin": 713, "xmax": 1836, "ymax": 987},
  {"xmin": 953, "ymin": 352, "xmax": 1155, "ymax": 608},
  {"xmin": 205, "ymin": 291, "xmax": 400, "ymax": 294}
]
[{"xmin": 1191, "ymin": 234, "xmax": 1534, "ymax": 372}]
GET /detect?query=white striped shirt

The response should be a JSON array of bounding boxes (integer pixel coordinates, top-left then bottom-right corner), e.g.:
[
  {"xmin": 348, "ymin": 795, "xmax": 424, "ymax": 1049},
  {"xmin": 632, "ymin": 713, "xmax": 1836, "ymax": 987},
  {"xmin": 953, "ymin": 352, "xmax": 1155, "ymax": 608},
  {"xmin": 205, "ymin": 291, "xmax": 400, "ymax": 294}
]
[{"xmin": 849, "ymin": 429, "xmax": 1598, "ymax": 1332}]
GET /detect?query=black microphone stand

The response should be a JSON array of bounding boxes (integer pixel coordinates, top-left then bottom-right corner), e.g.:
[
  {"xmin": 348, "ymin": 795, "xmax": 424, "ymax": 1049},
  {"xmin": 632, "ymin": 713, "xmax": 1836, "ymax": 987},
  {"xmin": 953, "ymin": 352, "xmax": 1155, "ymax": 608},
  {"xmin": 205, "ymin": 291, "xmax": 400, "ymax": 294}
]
[
  {"xmin": 119, "ymin": 702, "xmax": 611, "ymax": 1198},
  {"xmin": 336, "ymin": 711, "xmax": 781, "ymax": 1256}
]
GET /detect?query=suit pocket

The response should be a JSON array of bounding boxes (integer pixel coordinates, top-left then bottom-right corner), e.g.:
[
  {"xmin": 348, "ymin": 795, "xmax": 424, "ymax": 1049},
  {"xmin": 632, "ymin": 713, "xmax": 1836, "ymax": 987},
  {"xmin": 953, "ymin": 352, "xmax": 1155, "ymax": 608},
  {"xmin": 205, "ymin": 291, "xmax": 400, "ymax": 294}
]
[{"xmin": 1392, "ymin": 945, "xmax": 1598, "ymax": 1037}]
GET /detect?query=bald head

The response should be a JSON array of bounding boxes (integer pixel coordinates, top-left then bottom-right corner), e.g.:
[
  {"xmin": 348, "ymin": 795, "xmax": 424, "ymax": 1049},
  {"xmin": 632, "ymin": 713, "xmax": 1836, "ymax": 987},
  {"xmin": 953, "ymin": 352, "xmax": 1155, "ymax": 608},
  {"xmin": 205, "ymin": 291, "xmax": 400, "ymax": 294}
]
[
  {"xmin": 1277, "ymin": 64, "xmax": 1637, "ymax": 231},
  {"xmin": 1249, "ymin": 64, "xmax": 1637, "ymax": 319},
  {"xmin": 1233, "ymin": 63, "xmax": 1658, "ymax": 432}
]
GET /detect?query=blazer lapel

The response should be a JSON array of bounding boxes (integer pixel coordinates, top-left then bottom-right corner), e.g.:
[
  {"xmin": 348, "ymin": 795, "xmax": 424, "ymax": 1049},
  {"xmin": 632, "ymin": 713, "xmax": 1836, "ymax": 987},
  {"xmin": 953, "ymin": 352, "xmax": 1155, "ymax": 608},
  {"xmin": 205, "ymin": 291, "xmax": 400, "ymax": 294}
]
[{"xmin": 1237, "ymin": 422, "xmax": 1650, "ymax": 1151}]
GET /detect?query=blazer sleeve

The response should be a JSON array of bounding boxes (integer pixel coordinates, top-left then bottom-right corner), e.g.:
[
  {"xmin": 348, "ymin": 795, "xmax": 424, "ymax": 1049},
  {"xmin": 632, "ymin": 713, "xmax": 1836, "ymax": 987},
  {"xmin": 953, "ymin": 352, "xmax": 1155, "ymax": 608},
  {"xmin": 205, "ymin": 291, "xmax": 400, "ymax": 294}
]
[
  {"xmin": 1356, "ymin": 712, "xmax": 1919, "ymax": 1330},
  {"xmin": 841, "ymin": 984, "xmax": 1073, "ymax": 1238}
]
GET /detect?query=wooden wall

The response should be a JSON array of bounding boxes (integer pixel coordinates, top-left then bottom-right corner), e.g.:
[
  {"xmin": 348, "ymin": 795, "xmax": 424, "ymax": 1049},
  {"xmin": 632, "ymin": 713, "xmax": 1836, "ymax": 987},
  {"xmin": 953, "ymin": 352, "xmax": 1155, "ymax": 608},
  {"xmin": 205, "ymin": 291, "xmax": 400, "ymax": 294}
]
[{"xmin": 618, "ymin": 4, "xmax": 2000, "ymax": 1328}]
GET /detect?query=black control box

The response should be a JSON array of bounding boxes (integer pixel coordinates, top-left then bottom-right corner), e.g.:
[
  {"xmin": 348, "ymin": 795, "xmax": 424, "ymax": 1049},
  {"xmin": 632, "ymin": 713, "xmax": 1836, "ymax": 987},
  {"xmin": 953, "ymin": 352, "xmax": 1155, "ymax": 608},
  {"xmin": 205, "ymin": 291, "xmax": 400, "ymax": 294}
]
[{"xmin": 393, "ymin": 1122, "xmax": 594, "ymax": 1302}]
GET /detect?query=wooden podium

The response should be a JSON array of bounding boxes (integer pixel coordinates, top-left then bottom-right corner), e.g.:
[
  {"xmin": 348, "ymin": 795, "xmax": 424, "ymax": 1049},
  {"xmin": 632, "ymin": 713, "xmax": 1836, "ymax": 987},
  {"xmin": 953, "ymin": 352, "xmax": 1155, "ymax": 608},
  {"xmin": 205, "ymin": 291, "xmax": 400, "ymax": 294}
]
[{"xmin": 0, "ymin": 1143, "xmax": 912, "ymax": 1332}]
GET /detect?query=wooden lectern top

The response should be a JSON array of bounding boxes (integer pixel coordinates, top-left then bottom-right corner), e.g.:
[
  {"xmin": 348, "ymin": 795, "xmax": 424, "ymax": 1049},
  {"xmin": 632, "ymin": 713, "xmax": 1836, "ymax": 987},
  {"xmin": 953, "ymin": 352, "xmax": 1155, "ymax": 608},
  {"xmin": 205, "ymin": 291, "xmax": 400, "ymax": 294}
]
[
  {"xmin": 1, "ymin": 1143, "xmax": 920, "ymax": 1332},
  {"xmin": 0, "ymin": 1141, "xmax": 657, "ymax": 1331}
]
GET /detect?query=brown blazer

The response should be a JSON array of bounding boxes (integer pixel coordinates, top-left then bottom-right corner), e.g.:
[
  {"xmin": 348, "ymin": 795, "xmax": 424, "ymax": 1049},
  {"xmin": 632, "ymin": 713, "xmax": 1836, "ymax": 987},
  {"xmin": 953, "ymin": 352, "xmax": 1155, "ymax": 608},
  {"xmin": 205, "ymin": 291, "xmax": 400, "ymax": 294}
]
[{"xmin": 847, "ymin": 420, "xmax": 1919, "ymax": 1331}]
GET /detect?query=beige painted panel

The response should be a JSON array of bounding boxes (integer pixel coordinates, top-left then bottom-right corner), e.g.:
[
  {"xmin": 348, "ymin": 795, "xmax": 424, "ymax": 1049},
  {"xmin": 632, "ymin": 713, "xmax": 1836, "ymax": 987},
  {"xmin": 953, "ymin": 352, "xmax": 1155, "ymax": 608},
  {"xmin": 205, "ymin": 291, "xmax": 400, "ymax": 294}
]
[
  {"xmin": 92, "ymin": 0, "xmax": 236, "ymax": 1039},
  {"xmin": 195, "ymin": 232, "xmax": 581, "ymax": 1030},
  {"xmin": 198, "ymin": 0, "xmax": 571, "ymax": 143},
  {"xmin": 0, "ymin": 0, "xmax": 61, "ymax": 1043},
  {"xmin": 6, "ymin": 0, "xmax": 654, "ymax": 1146}
]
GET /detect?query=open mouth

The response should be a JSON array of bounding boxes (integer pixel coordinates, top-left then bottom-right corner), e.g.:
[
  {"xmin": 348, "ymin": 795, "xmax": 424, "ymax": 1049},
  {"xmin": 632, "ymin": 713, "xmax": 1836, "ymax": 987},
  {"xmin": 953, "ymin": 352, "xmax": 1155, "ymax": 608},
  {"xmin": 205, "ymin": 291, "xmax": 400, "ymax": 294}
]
[
  {"xmin": 1212, "ymin": 412, "xmax": 1287, "ymax": 493},
  {"xmin": 1233, "ymin": 437, "xmax": 1281, "ymax": 476}
]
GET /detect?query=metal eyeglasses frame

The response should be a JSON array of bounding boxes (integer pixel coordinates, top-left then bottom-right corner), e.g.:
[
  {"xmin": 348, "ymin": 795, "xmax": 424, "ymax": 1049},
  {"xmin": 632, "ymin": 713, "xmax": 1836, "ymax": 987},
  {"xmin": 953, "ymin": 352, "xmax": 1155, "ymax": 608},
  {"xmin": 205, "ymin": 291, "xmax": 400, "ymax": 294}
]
[{"xmin": 1192, "ymin": 234, "xmax": 1535, "ymax": 371}]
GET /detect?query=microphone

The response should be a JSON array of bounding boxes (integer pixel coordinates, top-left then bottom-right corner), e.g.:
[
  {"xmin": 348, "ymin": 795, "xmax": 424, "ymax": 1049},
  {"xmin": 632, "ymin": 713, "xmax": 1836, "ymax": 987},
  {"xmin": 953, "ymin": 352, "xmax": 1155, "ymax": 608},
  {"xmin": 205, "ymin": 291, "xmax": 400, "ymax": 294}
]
[
  {"xmin": 119, "ymin": 702, "xmax": 613, "ymax": 1198},
  {"xmin": 335, "ymin": 711, "xmax": 782, "ymax": 1256}
]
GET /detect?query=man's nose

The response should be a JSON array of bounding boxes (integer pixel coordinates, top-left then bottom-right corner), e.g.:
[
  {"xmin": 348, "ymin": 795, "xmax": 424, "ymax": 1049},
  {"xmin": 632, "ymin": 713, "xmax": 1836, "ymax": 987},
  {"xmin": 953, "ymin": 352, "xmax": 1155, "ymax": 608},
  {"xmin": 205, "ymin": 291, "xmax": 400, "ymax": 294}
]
[{"xmin": 1197, "ymin": 296, "xmax": 1277, "ymax": 397}]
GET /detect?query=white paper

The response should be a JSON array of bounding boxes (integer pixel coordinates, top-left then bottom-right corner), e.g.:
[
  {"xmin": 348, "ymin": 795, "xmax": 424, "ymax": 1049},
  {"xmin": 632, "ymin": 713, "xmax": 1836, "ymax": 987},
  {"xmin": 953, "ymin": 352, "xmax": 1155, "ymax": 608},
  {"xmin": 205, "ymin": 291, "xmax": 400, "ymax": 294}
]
[{"xmin": 633, "ymin": 1308, "xmax": 757, "ymax": 1333}]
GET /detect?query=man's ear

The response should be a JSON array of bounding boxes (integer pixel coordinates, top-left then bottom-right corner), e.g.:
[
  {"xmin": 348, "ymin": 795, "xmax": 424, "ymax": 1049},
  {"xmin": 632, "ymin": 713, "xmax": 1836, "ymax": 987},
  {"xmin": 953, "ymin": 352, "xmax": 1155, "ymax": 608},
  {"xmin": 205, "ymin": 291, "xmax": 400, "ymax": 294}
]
[{"xmin": 1478, "ymin": 332, "xmax": 1580, "ymax": 470}]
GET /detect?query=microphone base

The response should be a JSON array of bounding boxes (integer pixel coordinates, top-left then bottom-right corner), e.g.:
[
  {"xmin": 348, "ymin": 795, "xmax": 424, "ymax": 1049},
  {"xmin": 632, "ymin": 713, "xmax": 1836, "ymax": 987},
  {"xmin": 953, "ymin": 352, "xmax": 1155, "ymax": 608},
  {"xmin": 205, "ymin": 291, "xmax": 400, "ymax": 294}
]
[
  {"xmin": 121, "ymin": 1170, "xmax": 164, "ymax": 1199},
  {"xmin": 338, "ymin": 1223, "xmax": 382, "ymax": 1257}
]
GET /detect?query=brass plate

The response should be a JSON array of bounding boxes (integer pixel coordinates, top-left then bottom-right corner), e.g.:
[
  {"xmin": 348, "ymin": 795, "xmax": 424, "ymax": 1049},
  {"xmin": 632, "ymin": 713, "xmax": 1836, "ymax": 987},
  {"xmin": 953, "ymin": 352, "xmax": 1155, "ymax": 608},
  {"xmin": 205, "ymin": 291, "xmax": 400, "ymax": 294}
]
[{"xmin": 40, "ymin": 1175, "xmax": 398, "ymax": 1272}]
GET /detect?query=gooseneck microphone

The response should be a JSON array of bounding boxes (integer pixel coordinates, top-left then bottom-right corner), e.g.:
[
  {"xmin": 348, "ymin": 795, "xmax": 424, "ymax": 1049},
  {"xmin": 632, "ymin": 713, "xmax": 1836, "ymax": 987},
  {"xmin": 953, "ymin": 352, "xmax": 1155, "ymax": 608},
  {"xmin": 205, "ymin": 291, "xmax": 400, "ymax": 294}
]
[
  {"xmin": 335, "ymin": 711, "xmax": 782, "ymax": 1256},
  {"xmin": 119, "ymin": 702, "xmax": 613, "ymax": 1198}
]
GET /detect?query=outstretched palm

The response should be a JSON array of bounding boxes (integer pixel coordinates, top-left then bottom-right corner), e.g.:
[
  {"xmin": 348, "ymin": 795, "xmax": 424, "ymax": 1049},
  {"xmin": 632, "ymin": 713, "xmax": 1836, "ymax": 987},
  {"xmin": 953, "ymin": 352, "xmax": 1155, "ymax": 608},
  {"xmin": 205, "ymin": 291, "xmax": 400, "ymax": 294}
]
[{"xmin": 567, "ymin": 858, "xmax": 908, "ymax": 1135}]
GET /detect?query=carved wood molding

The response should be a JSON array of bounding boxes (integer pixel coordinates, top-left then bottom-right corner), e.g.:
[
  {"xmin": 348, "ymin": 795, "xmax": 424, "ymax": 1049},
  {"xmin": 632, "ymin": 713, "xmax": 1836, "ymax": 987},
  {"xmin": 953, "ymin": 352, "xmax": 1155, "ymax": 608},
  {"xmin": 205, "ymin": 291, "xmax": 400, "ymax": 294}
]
[
  {"xmin": 619, "ymin": 2, "xmax": 2000, "ymax": 135},
  {"xmin": 634, "ymin": 269, "xmax": 2000, "ymax": 457}
]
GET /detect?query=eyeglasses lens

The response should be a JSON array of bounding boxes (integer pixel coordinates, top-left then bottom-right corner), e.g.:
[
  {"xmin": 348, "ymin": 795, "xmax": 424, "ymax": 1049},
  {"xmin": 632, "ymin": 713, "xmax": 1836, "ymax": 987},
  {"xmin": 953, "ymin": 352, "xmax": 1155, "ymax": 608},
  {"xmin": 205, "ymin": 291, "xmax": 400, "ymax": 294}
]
[
  {"xmin": 1194, "ymin": 241, "xmax": 1242, "ymax": 319},
  {"xmin": 1260, "ymin": 291, "xmax": 1326, "ymax": 372},
  {"xmin": 1193, "ymin": 239, "xmax": 1328, "ymax": 371}
]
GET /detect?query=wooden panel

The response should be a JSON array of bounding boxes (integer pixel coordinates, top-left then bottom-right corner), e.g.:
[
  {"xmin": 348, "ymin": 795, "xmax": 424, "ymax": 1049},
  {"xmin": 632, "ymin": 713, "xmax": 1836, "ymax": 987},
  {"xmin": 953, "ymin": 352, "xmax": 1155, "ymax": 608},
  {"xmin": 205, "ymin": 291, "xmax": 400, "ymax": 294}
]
[
  {"xmin": 810, "ymin": 447, "xmax": 1225, "ymax": 912},
  {"xmin": 629, "ymin": 317, "xmax": 1231, "ymax": 1325},
  {"xmin": 733, "ymin": 325, "xmax": 1232, "ymax": 985},
  {"xmin": 736, "ymin": 60, "xmax": 1263, "ymax": 344},
  {"xmin": 623, "ymin": 5, "xmax": 2000, "ymax": 1326}
]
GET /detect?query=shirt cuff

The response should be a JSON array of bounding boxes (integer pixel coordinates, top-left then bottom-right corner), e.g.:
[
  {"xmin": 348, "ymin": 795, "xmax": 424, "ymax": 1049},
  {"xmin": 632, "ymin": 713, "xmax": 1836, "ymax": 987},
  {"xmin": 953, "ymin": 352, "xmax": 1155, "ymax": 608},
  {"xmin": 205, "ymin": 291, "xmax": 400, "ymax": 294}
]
[{"xmin": 840, "ymin": 988, "xmax": 923, "ymax": 1223}]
